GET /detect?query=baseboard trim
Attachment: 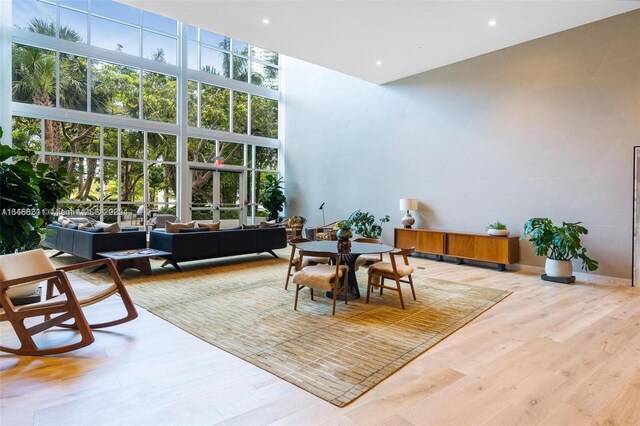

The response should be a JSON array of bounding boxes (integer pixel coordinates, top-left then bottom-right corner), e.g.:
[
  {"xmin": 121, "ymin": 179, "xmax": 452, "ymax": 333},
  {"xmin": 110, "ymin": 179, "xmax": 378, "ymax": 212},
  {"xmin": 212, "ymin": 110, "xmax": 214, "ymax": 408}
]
[{"xmin": 508, "ymin": 264, "xmax": 632, "ymax": 286}]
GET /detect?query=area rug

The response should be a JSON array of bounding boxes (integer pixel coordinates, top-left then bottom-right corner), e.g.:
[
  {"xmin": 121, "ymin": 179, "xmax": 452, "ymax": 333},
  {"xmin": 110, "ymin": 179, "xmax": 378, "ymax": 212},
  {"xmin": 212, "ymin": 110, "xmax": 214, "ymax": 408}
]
[{"xmin": 51, "ymin": 254, "xmax": 510, "ymax": 407}]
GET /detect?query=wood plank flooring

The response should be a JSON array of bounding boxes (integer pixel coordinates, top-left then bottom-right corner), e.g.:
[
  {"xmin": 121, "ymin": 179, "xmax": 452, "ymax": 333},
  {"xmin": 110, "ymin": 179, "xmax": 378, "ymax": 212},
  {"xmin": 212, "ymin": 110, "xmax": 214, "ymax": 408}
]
[{"xmin": 1, "ymin": 250, "xmax": 639, "ymax": 426}]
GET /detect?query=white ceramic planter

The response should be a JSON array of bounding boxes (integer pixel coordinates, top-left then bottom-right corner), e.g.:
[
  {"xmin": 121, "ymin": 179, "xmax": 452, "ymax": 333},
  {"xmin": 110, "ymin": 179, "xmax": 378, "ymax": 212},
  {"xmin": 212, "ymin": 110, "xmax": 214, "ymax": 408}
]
[
  {"xmin": 487, "ymin": 228, "xmax": 510, "ymax": 236},
  {"xmin": 545, "ymin": 258, "xmax": 573, "ymax": 278}
]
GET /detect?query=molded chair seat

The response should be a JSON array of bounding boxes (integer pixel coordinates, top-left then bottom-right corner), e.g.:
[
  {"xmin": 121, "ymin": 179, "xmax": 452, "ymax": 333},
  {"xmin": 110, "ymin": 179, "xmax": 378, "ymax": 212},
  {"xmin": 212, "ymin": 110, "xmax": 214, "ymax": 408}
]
[{"xmin": 292, "ymin": 250, "xmax": 349, "ymax": 315}]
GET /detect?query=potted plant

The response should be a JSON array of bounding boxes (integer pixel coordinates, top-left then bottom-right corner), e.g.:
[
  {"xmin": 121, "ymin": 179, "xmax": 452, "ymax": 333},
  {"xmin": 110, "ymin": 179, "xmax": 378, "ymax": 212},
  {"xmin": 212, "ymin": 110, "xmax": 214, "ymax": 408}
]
[
  {"xmin": 347, "ymin": 210, "xmax": 390, "ymax": 239},
  {"xmin": 522, "ymin": 218, "xmax": 598, "ymax": 280},
  {"xmin": 335, "ymin": 220, "xmax": 353, "ymax": 240},
  {"xmin": 486, "ymin": 220, "xmax": 510, "ymax": 236},
  {"xmin": 260, "ymin": 175, "xmax": 286, "ymax": 221}
]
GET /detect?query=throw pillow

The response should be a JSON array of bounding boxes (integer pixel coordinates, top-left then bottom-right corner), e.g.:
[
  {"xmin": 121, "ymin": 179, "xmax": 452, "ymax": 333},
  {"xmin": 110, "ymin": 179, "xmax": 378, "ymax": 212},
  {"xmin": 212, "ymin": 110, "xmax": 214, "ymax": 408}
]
[
  {"xmin": 78, "ymin": 223, "xmax": 93, "ymax": 231},
  {"xmin": 197, "ymin": 221, "xmax": 220, "ymax": 231},
  {"xmin": 165, "ymin": 220, "xmax": 196, "ymax": 233},
  {"xmin": 96, "ymin": 222, "xmax": 120, "ymax": 233},
  {"xmin": 66, "ymin": 223, "xmax": 79, "ymax": 230},
  {"xmin": 61, "ymin": 218, "xmax": 72, "ymax": 227},
  {"xmin": 259, "ymin": 221, "xmax": 279, "ymax": 228},
  {"xmin": 242, "ymin": 224, "xmax": 260, "ymax": 230}
]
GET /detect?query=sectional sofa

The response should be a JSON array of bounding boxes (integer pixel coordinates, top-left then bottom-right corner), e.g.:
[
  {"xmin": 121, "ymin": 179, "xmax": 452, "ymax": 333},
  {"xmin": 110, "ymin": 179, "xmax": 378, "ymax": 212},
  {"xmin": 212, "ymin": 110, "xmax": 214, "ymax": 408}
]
[
  {"xmin": 149, "ymin": 226, "xmax": 287, "ymax": 271},
  {"xmin": 44, "ymin": 224, "xmax": 146, "ymax": 260}
]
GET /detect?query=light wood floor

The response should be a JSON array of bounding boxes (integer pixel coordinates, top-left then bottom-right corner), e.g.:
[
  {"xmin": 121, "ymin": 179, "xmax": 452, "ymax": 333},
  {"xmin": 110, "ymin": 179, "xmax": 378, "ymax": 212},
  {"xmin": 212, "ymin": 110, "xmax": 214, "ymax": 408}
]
[{"xmin": 1, "ymin": 250, "xmax": 639, "ymax": 426}]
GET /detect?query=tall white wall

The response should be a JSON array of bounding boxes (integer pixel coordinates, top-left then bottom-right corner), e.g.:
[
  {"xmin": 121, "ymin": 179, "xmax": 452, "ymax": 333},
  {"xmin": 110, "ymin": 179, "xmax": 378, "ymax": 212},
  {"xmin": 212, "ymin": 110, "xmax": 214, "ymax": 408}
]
[{"xmin": 282, "ymin": 10, "xmax": 640, "ymax": 279}]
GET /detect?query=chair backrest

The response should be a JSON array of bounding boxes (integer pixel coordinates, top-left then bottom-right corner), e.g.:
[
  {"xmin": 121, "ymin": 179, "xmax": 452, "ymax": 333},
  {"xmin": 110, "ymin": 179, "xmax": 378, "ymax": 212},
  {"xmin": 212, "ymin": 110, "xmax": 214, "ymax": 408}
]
[
  {"xmin": 298, "ymin": 249, "xmax": 341, "ymax": 278},
  {"xmin": 287, "ymin": 216, "xmax": 307, "ymax": 227},
  {"xmin": 0, "ymin": 249, "xmax": 55, "ymax": 298},
  {"xmin": 389, "ymin": 247, "xmax": 415, "ymax": 268}
]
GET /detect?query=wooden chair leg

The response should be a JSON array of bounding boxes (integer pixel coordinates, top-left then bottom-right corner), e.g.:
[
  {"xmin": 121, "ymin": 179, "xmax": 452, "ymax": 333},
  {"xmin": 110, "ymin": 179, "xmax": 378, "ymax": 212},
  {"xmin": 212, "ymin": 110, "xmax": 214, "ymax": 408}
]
[
  {"xmin": 284, "ymin": 261, "xmax": 294, "ymax": 290},
  {"xmin": 366, "ymin": 271, "xmax": 372, "ymax": 304},
  {"xmin": 380, "ymin": 277, "xmax": 385, "ymax": 295},
  {"xmin": 332, "ymin": 284, "xmax": 338, "ymax": 315},
  {"xmin": 294, "ymin": 284, "xmax": 301, "ymax": 311},
  {"xmin": 395, "ymin": 278, "xmax": 405, "ymax": 309},
  {"xmin": 310, "ymin": 288, "xmax": 314, "ymax": 301},
  {"xmin": 344, "ymin": 273, "xmax": 349, "ymax": 305},
  {"xmin": 408, "ymin": 275, "xmax": 417, "ymax": 301}
]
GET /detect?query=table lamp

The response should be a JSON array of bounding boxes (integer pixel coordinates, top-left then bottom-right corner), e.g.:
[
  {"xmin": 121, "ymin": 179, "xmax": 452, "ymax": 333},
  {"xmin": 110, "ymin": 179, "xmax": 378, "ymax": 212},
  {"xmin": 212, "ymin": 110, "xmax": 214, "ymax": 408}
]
[{"xmin": 399, "ymin": 198, "xmax": 418, "ymax": 229}]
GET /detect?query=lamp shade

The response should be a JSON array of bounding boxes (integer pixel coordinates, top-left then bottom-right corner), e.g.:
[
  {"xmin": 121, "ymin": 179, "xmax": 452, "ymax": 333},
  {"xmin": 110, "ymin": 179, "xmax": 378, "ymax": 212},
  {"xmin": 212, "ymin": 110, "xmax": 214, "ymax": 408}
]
[{"xmin": 399, "ymin": 198, "xmax": 418, "ymax": 211}]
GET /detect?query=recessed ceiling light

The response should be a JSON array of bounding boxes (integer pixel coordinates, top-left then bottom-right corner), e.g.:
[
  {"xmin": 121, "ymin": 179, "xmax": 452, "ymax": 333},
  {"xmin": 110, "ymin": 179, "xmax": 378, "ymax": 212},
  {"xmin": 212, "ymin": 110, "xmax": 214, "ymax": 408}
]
[
  {"xmin": 488, "ymin": 19, "xmax": 497, "ymax": 27},
  {"xmin": 376, "ymin": 60, "xmax": 382, "ymax": 65},
  {"xmin": 262, "ymin": 18, "xmax": 270, "ymax": 24}
]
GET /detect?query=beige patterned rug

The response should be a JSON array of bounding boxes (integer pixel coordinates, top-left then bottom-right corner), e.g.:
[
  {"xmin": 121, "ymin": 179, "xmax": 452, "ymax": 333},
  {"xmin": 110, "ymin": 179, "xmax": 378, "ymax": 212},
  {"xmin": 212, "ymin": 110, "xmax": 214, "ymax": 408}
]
[{"xmin": 52, "ymin": 254, "xmax": 510, "ymax": 407}]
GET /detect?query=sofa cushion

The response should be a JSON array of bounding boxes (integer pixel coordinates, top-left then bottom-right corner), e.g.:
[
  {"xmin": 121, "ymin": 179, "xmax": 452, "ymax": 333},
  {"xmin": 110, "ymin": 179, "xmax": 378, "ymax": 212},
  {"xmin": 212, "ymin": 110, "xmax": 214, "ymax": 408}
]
[
  {"xmin": 166, "ymin": 220, "xmax": 195, "ymax": 233},
  {"xmin": 179, "ymin": 227, "xmax": 209, "ymax": 233}
]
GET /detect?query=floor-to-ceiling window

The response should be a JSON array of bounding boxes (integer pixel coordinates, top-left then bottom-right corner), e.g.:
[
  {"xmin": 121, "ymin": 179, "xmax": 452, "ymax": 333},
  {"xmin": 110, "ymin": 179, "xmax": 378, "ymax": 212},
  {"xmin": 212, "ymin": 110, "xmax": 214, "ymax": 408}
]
[{"xmin": 8, "ymin": 0, "xmax": 280, "ymax": 227}]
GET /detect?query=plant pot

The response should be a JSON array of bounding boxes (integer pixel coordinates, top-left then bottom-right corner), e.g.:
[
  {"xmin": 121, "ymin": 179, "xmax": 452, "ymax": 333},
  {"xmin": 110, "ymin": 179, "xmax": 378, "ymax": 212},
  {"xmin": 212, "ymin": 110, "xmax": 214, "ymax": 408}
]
[
  {"xmin": 487, "ymin": 228, "xmax": 510, "ymax": 236},
  {"xmin": 336, "ymin": 229, "xmax": 352, "ymax": 240},
  {"xmin": 545, "ymin": 258, "xmax": 573, "ymax": 278}
]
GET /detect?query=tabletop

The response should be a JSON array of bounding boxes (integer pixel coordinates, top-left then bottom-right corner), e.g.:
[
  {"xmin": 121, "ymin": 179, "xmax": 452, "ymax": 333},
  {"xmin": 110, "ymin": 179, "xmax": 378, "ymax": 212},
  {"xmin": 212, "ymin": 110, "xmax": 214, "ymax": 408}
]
[
  {"xmin": 296, "ymin": 240, "xmax": 393, "ymax": 255},
  {"xmin": 96, "ymin": 249, "xmax": 171, "ymax": 259}
]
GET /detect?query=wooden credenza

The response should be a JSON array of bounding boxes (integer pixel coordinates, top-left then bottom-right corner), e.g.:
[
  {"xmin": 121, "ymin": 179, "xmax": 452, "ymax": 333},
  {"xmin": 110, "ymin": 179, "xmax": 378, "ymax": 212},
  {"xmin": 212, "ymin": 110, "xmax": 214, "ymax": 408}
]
[{"xmin": 394, "ymin": 228, "xmax": 519, "ymax": 271}]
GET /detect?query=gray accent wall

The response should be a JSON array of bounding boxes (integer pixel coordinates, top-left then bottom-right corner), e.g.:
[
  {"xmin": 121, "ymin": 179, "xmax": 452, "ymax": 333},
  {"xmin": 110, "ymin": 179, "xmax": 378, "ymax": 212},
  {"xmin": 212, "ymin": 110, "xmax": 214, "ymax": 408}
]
[{"xmin": 282, "ymin": 10, "xmax": 640, "ymax": 279}]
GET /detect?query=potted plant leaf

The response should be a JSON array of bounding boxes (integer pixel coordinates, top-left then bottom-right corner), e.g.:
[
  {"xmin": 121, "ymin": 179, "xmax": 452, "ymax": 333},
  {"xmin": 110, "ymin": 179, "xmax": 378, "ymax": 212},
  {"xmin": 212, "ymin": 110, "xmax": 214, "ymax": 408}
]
[
  {"xmin": 347, "ymin": 210, "xmax": 390, "ymax": 239},
  {"xmin": 486, "ymin": 220, "xmax": 510, "ymax": 236},
  {"xmin": 522, "ymin": 218, "xmax": 598, "ymax": 282},
  {"xmin": 260, "ymin": 175, "xmax": 286, "ymax": 221}
]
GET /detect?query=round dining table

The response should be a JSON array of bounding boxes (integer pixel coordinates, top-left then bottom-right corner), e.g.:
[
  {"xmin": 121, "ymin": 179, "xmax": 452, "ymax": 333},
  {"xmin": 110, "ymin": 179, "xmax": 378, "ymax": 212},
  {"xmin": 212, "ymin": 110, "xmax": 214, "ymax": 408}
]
[{"xmin": 296, "ymin": 240, "xmax": 393, "ymax": 299}]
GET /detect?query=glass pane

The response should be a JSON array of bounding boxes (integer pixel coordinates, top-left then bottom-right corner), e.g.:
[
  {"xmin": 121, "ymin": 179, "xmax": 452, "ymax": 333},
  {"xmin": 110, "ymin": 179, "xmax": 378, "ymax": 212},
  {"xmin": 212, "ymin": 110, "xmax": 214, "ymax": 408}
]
[
  {"xmin": 142, "ymin": 70, "xmax": 177, "ymax": 123},
  {"xmin": 191, "ymin": 169, "xmax": 213, "ymax": 208},
  {"xmin": 220, "ymin": 170, "xmax": 240, "ymax": 208},
  {"xmin": 60, "ymin": 0, "xmax": 88, "ymax": 11},
  {"xmin": 247, "ymin": 144, "xmax": 253, "ymax": 169},
  {"xmin": 142, "ymin": 11, "xmax": 176, "ymax": 35},
  {"xmin": 232, "ymin": 39, "xmax": 248, "ymax": 55},
  {"xmin": 90, "ymin": 0, "xmax": 140, "ymax": 25},
  {"xmin": 255, "ymin": 171, "xmax": 277, "ymax": 208},
  {"xmin": 201, "ymin": 84, "xmax": 230, "ymax": 132},
  {"xmin": 120, "ymin": 161, "xmax": 144, "ymax": 202},
  {"xmin": 201, "ymin": 30, "xmax": 229, "ymax": 50},
  {"xmin": 102, "ymin": 159, "xmax": 118, "ymax": 201},
  {"xmin": 251, "ymin": 62, "xmax": 278, "ymax": 90},
  {"xmin": 188, "ymin": 41, "xmax": 198, "ymax": 70},
  {"xmin": 53, "ymin": 121, "xmax": 100, "ymax": 155},
  {"xmin": 148, "ymin": 163, "xmax": 176, "ymax": 204},
  {"xmin": 251, "ymin": 96, "xmax": 278, "ymax": 138},
  {"xmin": 68, "ymin": 157, "xmax": 101, "ymax": 201},
  {"xmin": 256, "ymin": 146, "xmax": 278, "ymax": 170},
  {"xmin": 91, "ymin": 60, "xmax": 140, "ymax": 118},
  {"xmin": 187, "ymin": 25, "xmax": 198, "ymax": 41},
  {"xmin": 148, "ymin": 133, "xmax": 176, "ymax": 162},
  {"xmin": 12, "ymin": 1, "xmax": 56, "ymax": 34},
  {"xmin": 201, "ymin": 47, "xmax": 229, "ymax": 77},
  {"xmin": 218, "ymin": 141, "xmax": 244, "ymax": 166},
  {"xmin": 12, "ymin": 44, "xmax": 56, "ymax": 107},
  {"xmin": 232, "ymin": 55, "xmax": 248, "ymax": 82},
  {"xmin": 188, "ymin": 138, "xmax": 216, "ymax": 163},
  {"xmin": 188, "ymin": 80, "xmax": 198, "ymax": 127},
  {"xmin": 90, "ymin": 16, "xmax": 139, "ymax": 56},
  {"xmin": 250, "ymin": 45, "xmax": 278, "ymax": 65},
  {"xmin": 60, "ymin": 53, "xmax": 88, "ymax": 111},
  {"xmin": 233, "ymin": 91, "xmax": 248, "ymax": 134},
  {"xmin": 103, "ymin": 127, "xmax": 118, "ymax": 157},
  {"xmin": 120, "ymin": 130, "xmax": 143, "ymax": 159},
  {"xmin": 12, "ymin": 116, "xmax": 42, "ymax": 152},
  {"xmin": 143, "ymin": 30, "xmax": 176, "ymax": 65},
  {"xmin": 60, "ymin": 7, "xmax": 87, "ymax": 43}
]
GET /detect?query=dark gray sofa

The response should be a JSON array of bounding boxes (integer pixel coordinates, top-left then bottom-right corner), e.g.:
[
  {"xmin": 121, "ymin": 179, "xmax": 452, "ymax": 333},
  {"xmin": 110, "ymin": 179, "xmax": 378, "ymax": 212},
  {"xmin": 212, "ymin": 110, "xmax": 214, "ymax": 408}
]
[
  {"xmin": 149, "ymin": 226, "xmax": 287, "ymax": 271},
  {"xmin": 45, "ymin": 224, "xmax": 147, "ymax": 260}
]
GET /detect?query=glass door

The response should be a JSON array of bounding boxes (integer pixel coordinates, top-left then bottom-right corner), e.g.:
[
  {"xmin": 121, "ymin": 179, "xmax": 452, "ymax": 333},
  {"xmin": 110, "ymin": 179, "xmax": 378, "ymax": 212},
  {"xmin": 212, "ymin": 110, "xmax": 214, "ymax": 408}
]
[{"xmin": 189, "ymin": 164, "xmax": 246, "ymax": 228}]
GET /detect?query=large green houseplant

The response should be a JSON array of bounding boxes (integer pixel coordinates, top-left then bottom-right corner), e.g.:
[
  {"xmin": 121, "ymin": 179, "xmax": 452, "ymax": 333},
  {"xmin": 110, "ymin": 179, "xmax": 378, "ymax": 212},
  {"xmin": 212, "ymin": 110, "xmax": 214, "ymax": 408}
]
[
  {"xmin": 260, "ymin": 174, "xmax": 286, "ymax": 221},
  {"xmin": 347, "ymin": 210, "xmax": 390, "ymax": 239},
  {"xmin": 0, "ymin": 127, "xmax": 68, "ymax": 254},
  {"xmin": 522, "ymin": 217, "xmax": 598, "ymax": 278}
]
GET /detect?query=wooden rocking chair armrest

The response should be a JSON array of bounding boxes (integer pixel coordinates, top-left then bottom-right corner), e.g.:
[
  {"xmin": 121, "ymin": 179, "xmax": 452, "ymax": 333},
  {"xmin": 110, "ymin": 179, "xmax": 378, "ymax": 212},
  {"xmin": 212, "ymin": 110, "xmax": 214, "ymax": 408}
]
[
  {"xmin": 1, "ymin": 270, "xmax": 67, "ymax": 290},
  {"xmin": 56, "ymin": 258, "xmax": 113, "ymax": 272}
]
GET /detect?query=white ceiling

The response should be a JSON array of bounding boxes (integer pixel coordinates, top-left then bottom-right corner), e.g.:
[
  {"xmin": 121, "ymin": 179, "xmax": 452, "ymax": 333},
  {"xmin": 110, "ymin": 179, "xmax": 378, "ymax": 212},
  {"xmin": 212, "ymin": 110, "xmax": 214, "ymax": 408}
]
[{"xmin": 120, "ymin": 1, "xmax": 640, "ymax": 84}]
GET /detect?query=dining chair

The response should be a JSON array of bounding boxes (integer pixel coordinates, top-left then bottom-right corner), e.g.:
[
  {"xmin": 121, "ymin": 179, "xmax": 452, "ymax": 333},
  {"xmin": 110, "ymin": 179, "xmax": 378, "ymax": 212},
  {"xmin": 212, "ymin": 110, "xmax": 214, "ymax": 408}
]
[
  {"xmin": 284, "ymin": 238, "xmax": 330, "ymax": 290},
  {"xmin": 285, "ymin": 216, "xmax": 307, "ymax": 240},
  {"xmin": 0, "ymin": 249, "xmax": 138, "ymax": 355},
  {"xmin": 353, "ymin": 237, "xmax": 383, "ymax": 271},
  {"xmin": 366, "ymin": 247, "xmax": 417, "ymax": 309},
  {"xmin": 292, "ymin": 250, "xmax": 349, "ymax": 315}
]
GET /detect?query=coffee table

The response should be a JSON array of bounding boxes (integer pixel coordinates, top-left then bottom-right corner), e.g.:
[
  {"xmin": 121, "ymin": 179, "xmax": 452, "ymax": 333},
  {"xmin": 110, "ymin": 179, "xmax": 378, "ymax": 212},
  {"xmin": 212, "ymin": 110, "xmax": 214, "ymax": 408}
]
[{"xmin": 96, "ymin": 249, "xmax": 172, "ymax": 275}]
